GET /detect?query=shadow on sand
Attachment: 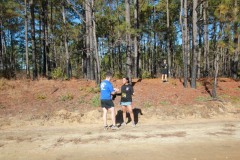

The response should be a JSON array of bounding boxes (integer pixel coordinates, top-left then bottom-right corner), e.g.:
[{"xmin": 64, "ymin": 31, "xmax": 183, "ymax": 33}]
[{"xmin": 116, "ymin": 108, "xmax": 143, "ymax": 125}]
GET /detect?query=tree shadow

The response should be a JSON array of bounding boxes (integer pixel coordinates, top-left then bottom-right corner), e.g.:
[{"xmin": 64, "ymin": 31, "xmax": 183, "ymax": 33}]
[
  {"xmin": 203, "ymin": 80, "xmax": 212, "ymax": 97},
  {"xmin": 179, "ymin": 78, "xmax": 190, "ymax": 86},
  {"xmin": 116, "ymin": 108, "xmax": 143, "ymax": 125},
  {"xmin": 112, "ymin": 93, "xmax": 121, "ymax": 100},
  {"xmin": 133, "ymin": 108, "xmax": 143, "ymax": 124},
  {"xmin": 132, "ymin": 78, "xmax": 142, "ymax": 87}
]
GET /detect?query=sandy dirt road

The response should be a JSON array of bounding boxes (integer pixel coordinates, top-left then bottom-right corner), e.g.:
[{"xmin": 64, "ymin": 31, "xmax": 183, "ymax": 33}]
[{"xmin": 0, "ymin": 119, "xmax": 240, "ymax": 160}]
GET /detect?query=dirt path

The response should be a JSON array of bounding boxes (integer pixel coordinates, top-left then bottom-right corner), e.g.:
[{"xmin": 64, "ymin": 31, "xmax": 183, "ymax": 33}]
[{"xmin": 0, "ymin": 119, "xmax": 240, "ymax": 160}]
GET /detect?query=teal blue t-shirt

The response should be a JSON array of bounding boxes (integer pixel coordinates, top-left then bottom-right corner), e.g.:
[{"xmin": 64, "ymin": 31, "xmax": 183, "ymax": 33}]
[{"xmin": 100, "ymin": 80, "xmax": 114, "ymax": 100}]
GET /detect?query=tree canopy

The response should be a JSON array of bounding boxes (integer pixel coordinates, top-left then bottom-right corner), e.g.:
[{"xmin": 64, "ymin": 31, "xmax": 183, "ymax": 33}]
[{"xmin": 0, "ymin": 0, "xmax": 239, "ymax": 91}]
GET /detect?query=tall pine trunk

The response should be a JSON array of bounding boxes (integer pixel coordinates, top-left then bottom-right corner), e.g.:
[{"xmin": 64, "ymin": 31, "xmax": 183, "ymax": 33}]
[
  {"xmin": 125, "ymin": 0, "xmax": 132, "ymax": 83},
  {"xmin": 85, "ymin": 0, "xmax": 91, "ymax": 80},
  {"xmin": 182, "ymin": 0, "xmax": 189, "ymax": 87},
  {"xmin": 191, "ymin": 0, "xmax": 198, "ymax": 88},
  {"xmin": 24, "ymin": 0, "xmax": 30, "ymax": 78},
  {"xmin": 134, "ymin": 0, "xmax": 139, "ymax": 78},
  {"xmin": 0, "ymin": 19, "xmax": 2, "ymax": 71},
  {"xmin": 91, "ymin": 0, "xmax": 101, "ymax": 84},
  {"xmin": 30, "ymin": 0, "xmax": 38, "ymax": 80},
  {"xmin": 62, "ymin": 3, "xmax": 70, "ymax": 79},
  {"xmin": 212, "ymin": 49, "xmax": 220, "ymax": 98},
  {"xmin": 203, "ymin": 0, "xmax": 209, "ymax": 77},
  {"xmin": 233, "ymin": 0, "xmax": 239, "ymax": 79},
  {"xmin": 166, "ymin": 0, "xmax": 171, "ymax": 78},
  {"xmin": 42, "ymin": 0, "xmax": 50, "ymax": 78}
]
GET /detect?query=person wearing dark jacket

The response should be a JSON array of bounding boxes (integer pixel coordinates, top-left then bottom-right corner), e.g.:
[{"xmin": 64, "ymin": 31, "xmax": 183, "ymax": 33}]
[
  {"xmin": 161, "ymin": 59, "xmax": 168, "ymax": 82},
  {"xmin": 120, "ymin": 77, "xmax": 135, "ymax": 127}
]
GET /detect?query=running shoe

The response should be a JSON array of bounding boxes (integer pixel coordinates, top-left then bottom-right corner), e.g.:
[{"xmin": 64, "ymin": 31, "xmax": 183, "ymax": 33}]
[
  {"xmin": 121, "ymin": 122, "xmax": 127, "ymax": 126},
  {"xmin": 111, "ymin": 125, "xmax": 118, "ymax": 130},
  {"xmin": 132, "ymin": 123, "xmax": 136, "ymax": 127},
  {"xmin": 104, "ymin": 125, "xmax": 108, "ymax": 130}
]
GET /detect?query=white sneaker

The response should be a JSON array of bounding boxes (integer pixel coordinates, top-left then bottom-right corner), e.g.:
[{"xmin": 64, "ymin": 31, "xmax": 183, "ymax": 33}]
[
  {"xmin": 111, "ymin": 125, "xmax": 118, "ymax": 130},
  {"xmin": 132, "ymin": 123, "xmax": 136, "ymax": 127},
  {"xmin": 104, "ymin": 125, "xmax": 108, "ymax": 130},
  {"xmin": 122, "ymin": 122, "xmax": 127, "ymax": 126}
]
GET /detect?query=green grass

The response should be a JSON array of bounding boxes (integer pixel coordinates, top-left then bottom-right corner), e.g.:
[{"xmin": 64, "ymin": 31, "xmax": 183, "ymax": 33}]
[
  {"xmin": 230, "ymin": 96, "xmax": 240, "ymax": 104},
  {"xmin": 195, "ymin": 96, "xmax": 211, "ymax": 102},
  {"xmin": 159, "ymin": 100, "xmax": 170, "ymax": 105},
  {"xmin": 36, "ymin": 93, "xmax": 47, "ymax": 100},
  {"xmin": 219, "ymin": 94, "xmax": 231, "ymax": 99},
  {"xmin": 0, "ymin": 79, "xmax": 7, "ymax": 90},
  {"xmin": 78, "ymin": 96, "xmax": 85, "ymax": 104},
  {"xmin": 0, "ymin": 104, "xmax": 6, "ymax": 109},
  {"xmin": 235, "ymin": 87, "xmax": 240, "ymax": 91},
  {"xmin": 79, "ymin": 87, "xmax": 84, "ymax": 91},
  {"xmin": 143, "ymin": 101, "xmax": 152, "ymax": 108},
  {"xmin": 85, "ymin": 87, "xmax": 100, "ymax": 94},
  {"xmin": 91, "ymin": 95, "xmax": 100, "ymax": 107},
  {"xmin": 60, "ymin": 93, "xmax": 74, "ymax": 101}
]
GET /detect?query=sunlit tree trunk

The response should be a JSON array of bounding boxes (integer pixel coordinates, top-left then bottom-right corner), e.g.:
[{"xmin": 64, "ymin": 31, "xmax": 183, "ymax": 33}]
[
  {"xmin": 191, "ymin": 0, "xmax": 198, "ymax": 88},
  {"xmin": 182, "ymin": 0, "xmax": 188, "ymax": 87},
  {"xmin": 85, "ymin": 0, "xmax": 91, "ymax": 80},
  {"xmin": 91, "ymin": 0, "xmax": 101, "ymax": 84},
  {"xmin": 203, "ymin": 0, "xmax": 209, "ymax": 77},
  {"xmin": 62, "ymin": 3, "xmax": 70, "ymax": 79},
  {"xmin": 125, "ymin": 0, "xmax": 132, "ymax": 83},
  {"xmin": 134, "ymin": 0, "xmax": 139, "ymax": 78},
  {"xmin": 212, "ymin": 48, "xmax": 220, "ymax": 98}
]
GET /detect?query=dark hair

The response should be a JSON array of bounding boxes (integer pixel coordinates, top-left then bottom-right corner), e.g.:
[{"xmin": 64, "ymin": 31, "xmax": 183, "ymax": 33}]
[
  {"xmin": 106, "ymin": 71, "xmax": 112, "ymax": 78},
  {"xmin": 124, "ymin": 77, "xmax": 129, "ymax": 83}
]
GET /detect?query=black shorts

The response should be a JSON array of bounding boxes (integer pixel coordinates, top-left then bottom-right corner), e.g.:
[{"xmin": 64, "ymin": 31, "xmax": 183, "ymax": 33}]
[
  {"xmin": 101, "ymin": 100, "xmax": 114, "ymax": 109},
  {"xmin": 161, "ymin": 69, "xmax": 168, "ymax": 75}
]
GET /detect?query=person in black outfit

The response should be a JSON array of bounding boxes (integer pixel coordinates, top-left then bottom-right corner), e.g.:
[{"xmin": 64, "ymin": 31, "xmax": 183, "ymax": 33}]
[
  {"xmin": 120, "ymin": 77, "xmax": 135, "ymax": 127},
  {"xmin": 161, "ymin": 59, "xmax": 168, "ymax": 82}
]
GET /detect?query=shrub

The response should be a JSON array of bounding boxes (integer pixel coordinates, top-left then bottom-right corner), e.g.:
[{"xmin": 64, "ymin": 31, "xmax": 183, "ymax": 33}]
[
  {"xmin": 141, "ymin": 71, "xmax": 151, "ymax": 79},
  {"xmin": 51, "ymin": 67, "xmax": 64, "ymax": 80},
  {"xmin": 93, "ymin": 87, "xmax": 100, "ymax": 93},
  {"xmin": 86, "ymin": 87, "xmax": 94, "ymax": 93},
  {"xmin": 0, "ymin": 79, "xmax": 7, "ymax": 90},
  {"xmin": 85, "ymin": 87, "xmax": 100, "ymax": 93},
  {"xmin": 60, "ymin": 93, "xmax": 74, "ymax": 101},
  {"xmin": 0, "ymin": 104, "xmax": 6, "ymax": 109},
  {"xmin": 78, "ymin": 96, "xmax": 85, "ymax": 104},
  {"xmin": 91, "ymin": 95, "xmax": 100, "ymax": 107},
  {"xmin": 114, "ymin": 71, "xmax": 123, "ymax": 79},
  {"xmin": 36, "ymin": 93, "xmax": 47, "ymax": 100}
]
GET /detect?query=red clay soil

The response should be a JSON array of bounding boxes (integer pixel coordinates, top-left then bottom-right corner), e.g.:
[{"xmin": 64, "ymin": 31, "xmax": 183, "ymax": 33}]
[{"xmin": 0, "ymin": 78, "xmax": 239, "ymax": 119}]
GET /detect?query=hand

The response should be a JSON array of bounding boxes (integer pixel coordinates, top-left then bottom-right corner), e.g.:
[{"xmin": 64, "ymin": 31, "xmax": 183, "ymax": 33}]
[{"xmin": 114, "ymin": 88, "xmax": 119, "ymax": 92}]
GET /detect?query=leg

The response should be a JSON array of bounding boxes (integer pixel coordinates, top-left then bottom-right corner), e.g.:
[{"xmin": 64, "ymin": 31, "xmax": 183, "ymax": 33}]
[
  {"xmin": 165, "ymin": 74, "xmax": 168, "ymax": 81},
  {"xmin": 161, "ymin": 74, "xmax": 164, "ymax": 81},
  {"xmin": 127, "ymin": 105, "xmax": 135, "ymax": 125},
  {"xmin": 122, "ymin": 106, "xmax": 127, "ymax": 124},
  {"xmin": 109, "ymin": 107, "xmax": 116, "ymax": 126},
  {"xmin": 102, "ymin": 107, "xmax": 108, "ymax": 126}
]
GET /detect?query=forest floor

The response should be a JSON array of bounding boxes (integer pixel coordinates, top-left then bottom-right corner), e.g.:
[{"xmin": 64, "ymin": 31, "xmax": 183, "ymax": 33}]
[{"xmin": 0, "ymin": 77, "xmax": 240, "ymax": 160}]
